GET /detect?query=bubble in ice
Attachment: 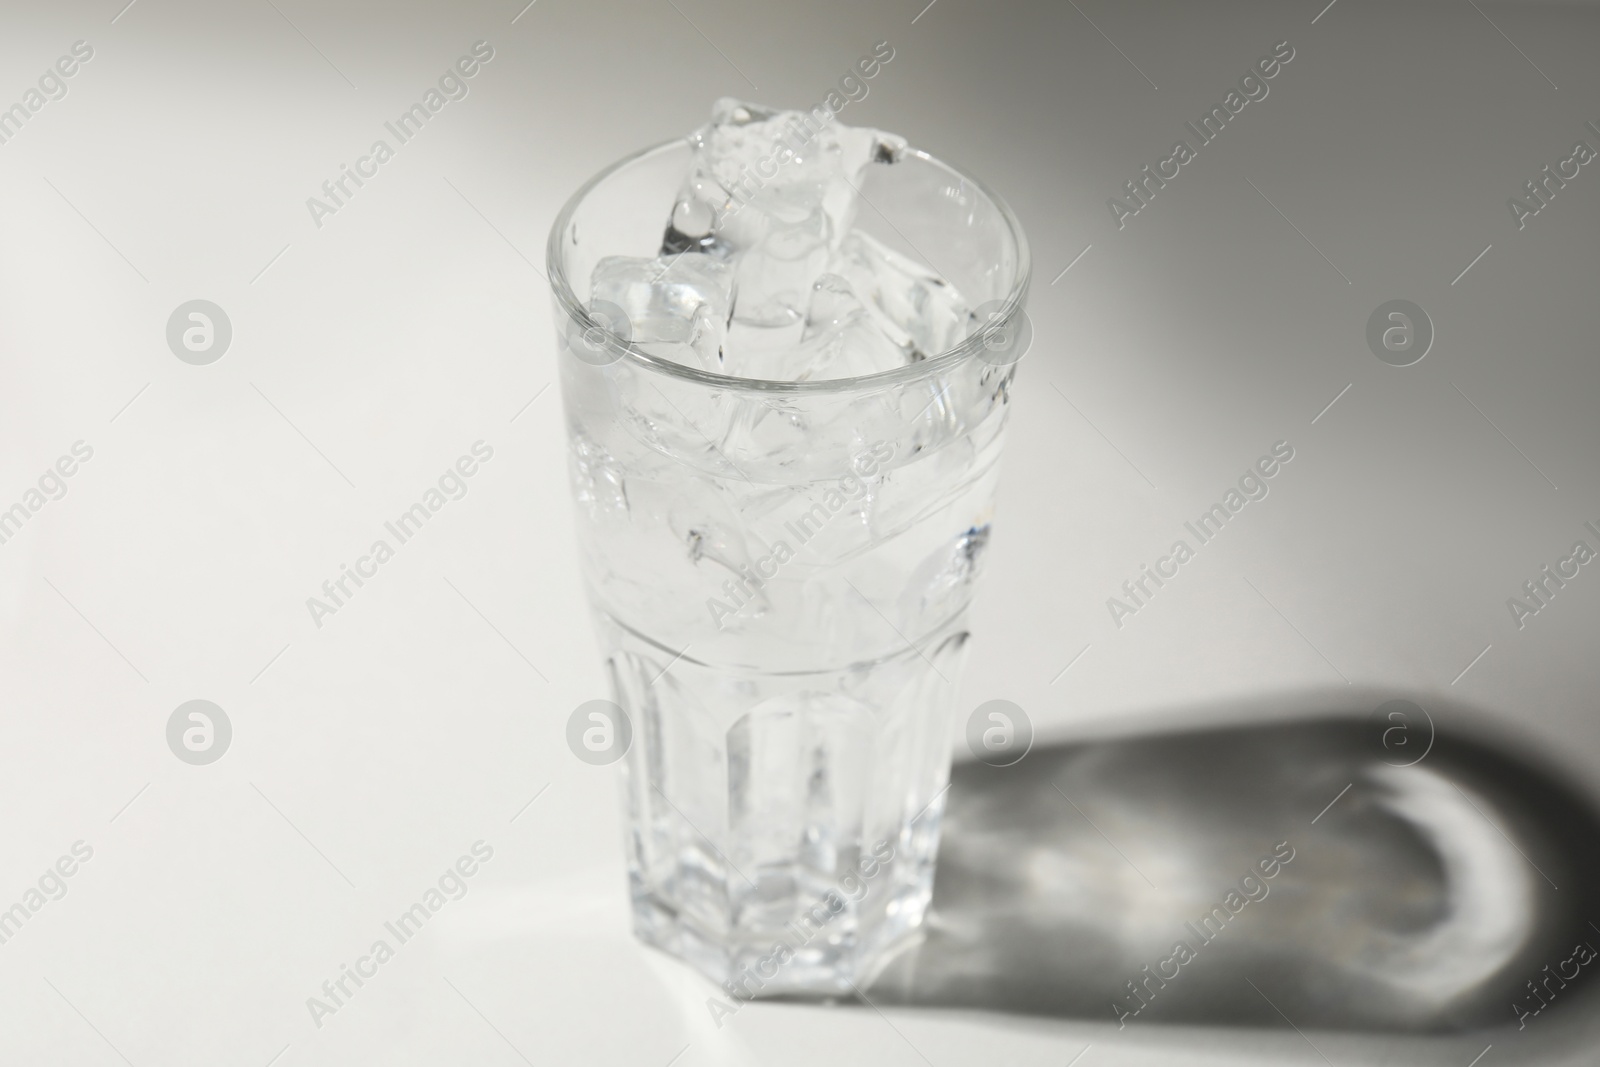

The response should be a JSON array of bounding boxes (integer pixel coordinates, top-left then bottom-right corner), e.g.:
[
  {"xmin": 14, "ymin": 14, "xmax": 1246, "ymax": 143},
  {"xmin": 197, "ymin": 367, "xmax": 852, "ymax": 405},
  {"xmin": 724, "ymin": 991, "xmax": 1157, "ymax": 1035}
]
[
  {"xmin": 662, "ymin": 197, "xmax": 723, "ymax": 257},
  {"xmin": 674, "ymin": 197, "xmax": 715, "ymax": 236}
]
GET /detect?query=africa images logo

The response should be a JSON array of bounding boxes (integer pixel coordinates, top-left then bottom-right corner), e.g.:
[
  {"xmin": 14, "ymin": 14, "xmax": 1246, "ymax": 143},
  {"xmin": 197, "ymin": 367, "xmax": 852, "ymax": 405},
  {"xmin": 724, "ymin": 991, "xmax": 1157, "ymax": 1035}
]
[
  {"xmin": 1106, "ymin": 40, "xmax": 1296, "ymax": 229},
  {"xmin": 305, "ymin": 841, "xmax": 494, "ymax": 1028},
  {"xmin": 305, "ymin": 41, "xmax": 495, "ymax": 229},
  {"xmin": 305, "ymin": 442, "xmax": 494, "ymax": 628}
]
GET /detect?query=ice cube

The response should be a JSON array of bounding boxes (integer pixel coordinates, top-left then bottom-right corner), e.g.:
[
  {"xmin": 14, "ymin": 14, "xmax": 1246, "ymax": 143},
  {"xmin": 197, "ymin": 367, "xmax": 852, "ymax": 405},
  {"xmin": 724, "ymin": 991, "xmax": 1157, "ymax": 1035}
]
[
  {"xmin": 649, "ymin": 99, "xmax": 927, "ymax": 380},
  {"xmin": 721, "ymin": 206, "xmax": 831, "ymax": 377},
  {"xmin": 732, "ymin": 205, "xmax": 831, "ymax": 326},
  {"xmin": 722, "ymin": 271, "xmax": 911, "ymax": 382},
  {"xmin": 803, "ymin": 272, "xmax": 866, "ymax": 337},
  {"xmin": 828, "ymin": 230, "xmax": 975, "ymax": 358},
  {"xmin": 716, "ymin": 99, "xmax": 884, "ymax": 227},
  {"xmin": 664, "ymin": 100, "xmax": 907, "ymax": 358},
  {"xmin": 724, "ymin": 316, "xmax": 806, "ymax": 380},
  {"xmin": 590, "ymin": 253, "xmax": 735, "ymax": 371},
  {"xmin": 805, "ymin": 271, "xmax": 916, "ymax": 354},
  {"xmin": 790, "ymin": 272, "xmax": 913, "ymax": 380},
  {"xmin": 684, "ymin": 98, "xmax": 903, "ymax": 231}
]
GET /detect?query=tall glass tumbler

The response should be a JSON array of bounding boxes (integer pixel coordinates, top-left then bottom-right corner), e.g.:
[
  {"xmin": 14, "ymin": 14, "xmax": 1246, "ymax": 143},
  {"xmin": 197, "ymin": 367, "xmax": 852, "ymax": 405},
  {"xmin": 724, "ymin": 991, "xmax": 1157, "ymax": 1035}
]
[{"xmin": 548, "ymin": 139, "xmax": 1030, "ymax": 995}]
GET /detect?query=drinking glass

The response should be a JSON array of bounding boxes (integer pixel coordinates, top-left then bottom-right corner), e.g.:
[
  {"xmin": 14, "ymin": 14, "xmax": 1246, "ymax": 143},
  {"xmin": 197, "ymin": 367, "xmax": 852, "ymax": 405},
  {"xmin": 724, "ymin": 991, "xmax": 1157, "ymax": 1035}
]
[{"xmin": 548, "ymin": 138, "xmax": 1029, "ymax": 995}]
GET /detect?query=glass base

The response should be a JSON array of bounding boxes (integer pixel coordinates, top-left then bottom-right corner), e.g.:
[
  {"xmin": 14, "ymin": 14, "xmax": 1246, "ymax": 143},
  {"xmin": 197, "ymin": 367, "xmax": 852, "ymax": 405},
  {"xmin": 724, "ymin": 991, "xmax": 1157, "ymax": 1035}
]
[
  {"xmin": 605, "ymin": 614, "xmax": 966, "ymax": 996},
  {"xmin": 630, "ymin": 860, "xmax": 934, "ymax": 997}
]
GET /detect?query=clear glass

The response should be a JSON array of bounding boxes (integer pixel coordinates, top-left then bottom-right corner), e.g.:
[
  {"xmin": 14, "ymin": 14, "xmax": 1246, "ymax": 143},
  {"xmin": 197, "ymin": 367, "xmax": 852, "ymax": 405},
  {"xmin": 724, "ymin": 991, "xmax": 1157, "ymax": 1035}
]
[{"xmin": 548, "ymin": 138, "xmax": 1030, "ymax": 995}]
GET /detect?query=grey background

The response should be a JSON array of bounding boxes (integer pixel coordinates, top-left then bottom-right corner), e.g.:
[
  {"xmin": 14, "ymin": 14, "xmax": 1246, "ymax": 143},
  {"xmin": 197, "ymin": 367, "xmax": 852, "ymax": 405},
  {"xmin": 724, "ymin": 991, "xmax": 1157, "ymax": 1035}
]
[{"xmin": 1, "ymin": 0, "xmax": 1597, "ymax": 1063}]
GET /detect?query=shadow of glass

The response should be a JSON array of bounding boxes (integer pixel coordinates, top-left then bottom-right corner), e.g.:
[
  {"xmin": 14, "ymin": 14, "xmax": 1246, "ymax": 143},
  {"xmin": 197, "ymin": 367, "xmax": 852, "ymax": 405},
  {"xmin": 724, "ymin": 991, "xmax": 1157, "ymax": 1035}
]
[{"xmin": 866, "ymin": 701, "xmax": 1600, "ymax": 1033}]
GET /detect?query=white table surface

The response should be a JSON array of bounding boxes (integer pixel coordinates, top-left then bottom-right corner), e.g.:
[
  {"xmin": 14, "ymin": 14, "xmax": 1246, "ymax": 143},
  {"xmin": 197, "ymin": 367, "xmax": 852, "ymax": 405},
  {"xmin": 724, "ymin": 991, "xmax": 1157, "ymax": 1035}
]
[{"xmin": 3, "ymin": 0, "xmax": 1598, "ymax": 1063}]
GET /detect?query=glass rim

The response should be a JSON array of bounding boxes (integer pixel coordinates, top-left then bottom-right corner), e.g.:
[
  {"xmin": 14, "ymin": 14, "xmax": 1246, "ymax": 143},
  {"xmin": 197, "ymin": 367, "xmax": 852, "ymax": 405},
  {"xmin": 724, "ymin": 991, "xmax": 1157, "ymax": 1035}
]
[{"xmin": 545, "ymin": 137, "xmax": 1032, "ymax": 395}]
